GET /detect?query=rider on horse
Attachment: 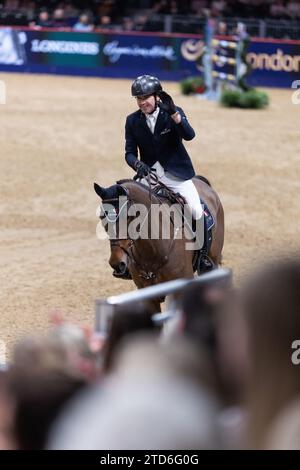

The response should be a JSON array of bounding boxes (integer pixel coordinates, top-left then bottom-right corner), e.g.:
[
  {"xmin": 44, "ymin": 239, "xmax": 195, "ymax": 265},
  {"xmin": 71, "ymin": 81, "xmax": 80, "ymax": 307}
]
[{"xmin": 124, "ymin": 74, "xmax": 213, "ymax": 272}]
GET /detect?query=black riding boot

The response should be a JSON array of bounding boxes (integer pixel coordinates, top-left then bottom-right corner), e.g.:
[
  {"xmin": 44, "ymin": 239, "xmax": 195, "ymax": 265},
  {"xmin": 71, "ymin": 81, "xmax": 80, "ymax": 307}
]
[{"xmin": 197, "ymin": 215, "xmax": 214, "ymax": 275}]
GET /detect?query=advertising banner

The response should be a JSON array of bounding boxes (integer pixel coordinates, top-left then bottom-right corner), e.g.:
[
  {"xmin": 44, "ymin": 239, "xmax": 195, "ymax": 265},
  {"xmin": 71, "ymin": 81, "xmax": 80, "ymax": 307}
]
[
  {"xmin": 246, "ymin": 40, "xmax": 300, "ymax": 88},
  {"xmin": 0, "ymin": 27, "xmax": 299, "ymax": 88}
]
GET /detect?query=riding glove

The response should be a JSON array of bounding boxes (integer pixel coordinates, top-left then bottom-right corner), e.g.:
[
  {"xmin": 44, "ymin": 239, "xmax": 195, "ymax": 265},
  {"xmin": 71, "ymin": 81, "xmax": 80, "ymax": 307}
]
[
  {"xmin": 157, "ymin": 91, "xmax": 177, "ymax": 116},
  {"xmin": 135, "ymin": 161, "xmax": 151, "ymax": 178}
]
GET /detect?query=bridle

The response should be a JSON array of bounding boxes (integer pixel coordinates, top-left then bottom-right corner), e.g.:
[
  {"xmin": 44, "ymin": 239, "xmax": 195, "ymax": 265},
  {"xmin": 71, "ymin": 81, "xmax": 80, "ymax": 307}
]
[{"xmin": 99, "ymin": 179, "xmax": 178, "ymax": 281}]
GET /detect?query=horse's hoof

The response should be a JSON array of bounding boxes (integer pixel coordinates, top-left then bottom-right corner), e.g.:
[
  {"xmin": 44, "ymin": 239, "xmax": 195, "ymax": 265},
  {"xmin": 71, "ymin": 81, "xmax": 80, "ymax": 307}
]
[{"xmin": 197, "ymin": 256, "xmax": 214, "ymax": 275}]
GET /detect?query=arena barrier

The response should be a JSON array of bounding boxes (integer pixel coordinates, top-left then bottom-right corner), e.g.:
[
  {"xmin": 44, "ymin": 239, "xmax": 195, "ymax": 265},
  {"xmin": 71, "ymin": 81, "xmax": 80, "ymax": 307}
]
[{"xmin": 95, "ymin": 268, "xmax": 232, "ymax": 333}]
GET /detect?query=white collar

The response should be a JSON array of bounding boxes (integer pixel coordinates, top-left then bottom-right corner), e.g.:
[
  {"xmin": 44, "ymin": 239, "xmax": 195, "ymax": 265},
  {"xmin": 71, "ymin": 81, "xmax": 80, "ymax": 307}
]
[{"xmin": 145, "ymin": 106, "xmax": 160, "ymax": 120}]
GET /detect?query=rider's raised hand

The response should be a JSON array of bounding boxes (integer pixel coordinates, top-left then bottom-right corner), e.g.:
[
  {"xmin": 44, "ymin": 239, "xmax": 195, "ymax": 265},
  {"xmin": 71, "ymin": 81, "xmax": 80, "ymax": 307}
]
[
  {"xmin": 157, "ymin": 91, "xmax": 177, "ymax": 116},
  {"xmin": 135, "ymin": 161, "xmax": 151, "ymax": 178}
]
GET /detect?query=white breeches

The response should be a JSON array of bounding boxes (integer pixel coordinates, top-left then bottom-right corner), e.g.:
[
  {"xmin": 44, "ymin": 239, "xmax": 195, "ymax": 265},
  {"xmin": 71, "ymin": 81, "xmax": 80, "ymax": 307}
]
[{"xmin": 140, "ymin": 161, "xmax": 203, "ymax": 220}]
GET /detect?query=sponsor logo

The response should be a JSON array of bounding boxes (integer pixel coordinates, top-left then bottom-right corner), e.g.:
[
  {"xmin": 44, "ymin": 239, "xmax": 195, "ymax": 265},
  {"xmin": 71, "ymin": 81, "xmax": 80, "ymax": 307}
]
[
  {"xmin": 103, "ymin": 40, "xmax": 176, "ymax": 63},
  {"xmin": 247, "ymin": 49, "xmax": 300, "ymax": 72},
  {"xmin": 181, "ymin": 39, "xmax": 205, "ymax": 62},
  {"xmin": 31, "ymin": 39, "xmax": 99, "ymax": 55}
]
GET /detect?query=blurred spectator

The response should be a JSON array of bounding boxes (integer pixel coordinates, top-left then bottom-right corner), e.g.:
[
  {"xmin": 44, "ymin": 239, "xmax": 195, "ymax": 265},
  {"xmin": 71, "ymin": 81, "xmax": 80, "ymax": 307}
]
[
  {"xmin": 13, "ymin": 322, "xmax": 101, "ymax": 382},
  {"xmin": 234, "ymin": 20, "xmax": 250, "ymax": 40},
  {"xmin": 0, "ymin": 0, "xmax": 299, "ymax": 39},
  {"xmin": 216, "ymin": 288, "xmax": 249, "ymax": 409},
  {"xmin": 175, "ymin": 279, "xmax": 234, "ymax": 401},
  {"xmin": 152, "ymin": 0, "xmax": 170, "ymax": 14},
  {"xmin": 169, "ymin": 277, "xmax": 247, "ymax": 449},
  {"xmin": 133, "ymin": 13, "xmax": 150, "ymax": 31},
  {"xmin": 237, "ymin": 257, "xmax": 300, "ymax": 448},
  {"xmin": 216, "ymin": 20, "xmax": 228, "ymax": 35},
  {"xmin": 30, "ymin": 10, "xmax": 53, "ymax": 28},
  {"xmin": 64, "ymin": 1, "xmax": 79, "ymax": 19},
  {"xmin": 51, "ymin": 7, "xmax": 68, "ymax": 28},
  {"xmin": 98, "ymin": 14, "xmax": 114, "ymax": 30},
  {"xmin": 4, "ymin": 0, "xmax": 19, "ymax": 10},
  {"xmin": 286, "ymin": 0, "xmax": 300, "ymax": 19},
  {"xmin": 233, "ymin": 21, "xmax": 252, "ymax": 90},
  {"xmin": 9, "ymin": 366, "xmax": 87, "ymax": 449},
  {"xmin": 73, "ymin": 13, "xmax": 94, "ymax": 31},
  {"xmin": 191, "ymin": 0, "xmax": 208, "ymax": 16},
  {"xmin": 0, "ymin": 372, "xmax": 16, "ymax": 450},
  {"xmin": 169, "ymin": 1, "xmax": 180, "ymax": 15},
  {"xmin": 101, "ymin": 302, "xmax": 158, "ymax": 373},
  {"xmin": 121, "ymin": 16, "xmax": 135, "ymax": 31},
  {"xmin": 49, "ymin": 336, "xmax": 221, "ymax": 450},
  {"xmin": 212, "ymin": 0, "xmax": 226, "ymax": 17},
  {"xmin": 96, "ymin": 0, "xmax": 117, "ymax": 20},
  {"xmin": 266, "ymin": 396, "xmax": 300, "ymax": 449},
  {"xmin": 4, "ymin": 322, "xmax": 101, "ymax": 449},
  {"xmin": 270, "ymin": 0, "xmax": 288, "ymax": 19}
]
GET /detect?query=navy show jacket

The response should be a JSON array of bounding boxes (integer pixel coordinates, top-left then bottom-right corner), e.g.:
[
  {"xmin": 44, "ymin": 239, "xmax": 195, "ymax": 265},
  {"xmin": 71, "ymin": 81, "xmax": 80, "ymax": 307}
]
[{"xmin": 125, "ymin": 106, "xmax": 196, "ymax": 180}]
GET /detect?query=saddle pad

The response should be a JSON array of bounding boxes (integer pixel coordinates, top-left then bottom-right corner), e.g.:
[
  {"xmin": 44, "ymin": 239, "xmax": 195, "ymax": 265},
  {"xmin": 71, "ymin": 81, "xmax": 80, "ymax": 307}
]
[{"xmin": 202, "ymin": 200, "xmax": 215, "ymax": 231}]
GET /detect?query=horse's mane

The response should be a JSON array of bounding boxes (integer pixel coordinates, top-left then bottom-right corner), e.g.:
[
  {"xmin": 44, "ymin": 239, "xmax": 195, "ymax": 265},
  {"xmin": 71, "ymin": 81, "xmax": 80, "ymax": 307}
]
[
  {"xmin": 118, "ymin": 175, "xmax": 211, "ymax": 188},
  {"xmin": 194, "ymin": 175, "xmax": 211, "ymax": 187},
  {"xmin": 116, "ymin": 178, "xmax": 143, "ymax": 188}
]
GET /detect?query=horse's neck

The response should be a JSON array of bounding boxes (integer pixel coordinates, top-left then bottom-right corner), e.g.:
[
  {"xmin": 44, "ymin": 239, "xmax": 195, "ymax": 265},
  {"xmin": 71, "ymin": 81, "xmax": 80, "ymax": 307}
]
[
  {"xmin": 125, "ymin": 181, "xmax": 158, "ymax": 204},
  {"xmin": 133, "ymin": 237, "xmax": 173, "ymax": 264},
  {"xmin": 125, "ymin": 183, "xmax": 193, "ymax": 269},
  {"xmin": 126, "ymin": 181, "xmax": 185, "ymax": 247}
]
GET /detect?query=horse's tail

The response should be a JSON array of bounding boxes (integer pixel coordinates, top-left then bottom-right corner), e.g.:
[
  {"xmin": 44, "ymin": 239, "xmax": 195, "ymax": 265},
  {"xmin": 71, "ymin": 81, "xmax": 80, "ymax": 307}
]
[{"xmin": 194, "ymin": 175, "xmax": 211, "ymax": 187}]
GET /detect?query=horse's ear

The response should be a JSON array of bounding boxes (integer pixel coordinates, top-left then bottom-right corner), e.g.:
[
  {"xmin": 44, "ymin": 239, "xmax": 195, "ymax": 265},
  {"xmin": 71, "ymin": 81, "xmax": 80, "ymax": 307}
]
[{"xmin": 94, "ymin": 182, "xmax": 106, "ymax": 199}]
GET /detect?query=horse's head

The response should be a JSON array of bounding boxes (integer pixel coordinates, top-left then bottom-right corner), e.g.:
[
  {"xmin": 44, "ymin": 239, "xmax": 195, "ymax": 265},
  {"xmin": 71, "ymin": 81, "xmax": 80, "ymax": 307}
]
[{"xmin": 94, "ymin": 182, "xmax": 132, "ymax": 279}]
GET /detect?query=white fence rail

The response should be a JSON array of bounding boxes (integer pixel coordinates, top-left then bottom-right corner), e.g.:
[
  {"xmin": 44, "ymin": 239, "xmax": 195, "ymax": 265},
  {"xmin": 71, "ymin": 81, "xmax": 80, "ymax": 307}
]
[{"xmin": 95, "ymin": 268, "xmax": 232, "ymax": 332}]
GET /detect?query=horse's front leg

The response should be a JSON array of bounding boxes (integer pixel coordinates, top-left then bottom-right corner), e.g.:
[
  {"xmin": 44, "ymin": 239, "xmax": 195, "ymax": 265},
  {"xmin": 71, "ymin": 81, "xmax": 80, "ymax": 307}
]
[{"xmin": 146, "ymin": 298, "xmax": 161, "ymax": 314}]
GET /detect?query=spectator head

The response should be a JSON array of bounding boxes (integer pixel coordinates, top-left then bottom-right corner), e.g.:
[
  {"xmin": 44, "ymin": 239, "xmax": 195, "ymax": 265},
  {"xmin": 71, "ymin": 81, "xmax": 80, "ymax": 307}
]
[
  {"xmin": 237, "ymin": 22, "xmax": 246, "ymax": 34},
  {"xmin": 217, "ymin": 21, "xmax": 227, "ymax": 35},
  {"xmin": 53, "ymin": 8, "xmax": 65, "ymax": 21},
  {"xmin": 122, "ymin": 16, "xmax": 134, "ymax": 31},
  {"xmin": 99, "ymin": 15, "xmax": 112, "ymax": 27},
  {"xmin": 78, "ymin": 13, "xmax": 90, "ymax": 25},
  {"xmin": 12, "ymin": 324, "xmax": 100, "ymax": 382},
  {"xmin": 39, "ymin": 10, "xmax": 50, "ymax": 22},
  {"xmin": 134, "ymin": 14, "xmax": 149, "ymax": 30}
]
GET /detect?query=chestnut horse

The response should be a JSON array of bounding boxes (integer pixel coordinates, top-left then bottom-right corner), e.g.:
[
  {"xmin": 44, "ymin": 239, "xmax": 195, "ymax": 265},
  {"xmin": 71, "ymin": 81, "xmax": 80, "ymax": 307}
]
[{"xmin": 94, "ymin": 177, "xmax": 224, "ymax": 313}]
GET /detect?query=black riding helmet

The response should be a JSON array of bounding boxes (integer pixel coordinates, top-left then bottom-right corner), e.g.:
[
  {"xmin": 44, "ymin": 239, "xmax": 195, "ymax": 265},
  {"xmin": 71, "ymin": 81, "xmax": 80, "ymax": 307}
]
[{"xmin": 131, "ymin": 75, "xmax": 162, "ymax": 97}]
